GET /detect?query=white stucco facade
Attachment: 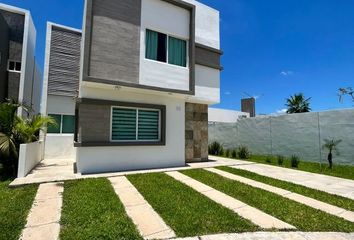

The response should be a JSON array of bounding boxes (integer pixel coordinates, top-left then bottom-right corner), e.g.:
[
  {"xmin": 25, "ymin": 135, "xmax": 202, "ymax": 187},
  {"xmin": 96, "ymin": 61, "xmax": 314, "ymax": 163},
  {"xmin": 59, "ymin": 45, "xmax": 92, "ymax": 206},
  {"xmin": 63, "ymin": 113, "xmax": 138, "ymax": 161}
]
[
  {"xmin": 77, "ymin": 85, "xmax": 186, "ymax": 174},
  {"xmin": 139, "ymin": 0, "xmax": 190, "ymax": 91}
]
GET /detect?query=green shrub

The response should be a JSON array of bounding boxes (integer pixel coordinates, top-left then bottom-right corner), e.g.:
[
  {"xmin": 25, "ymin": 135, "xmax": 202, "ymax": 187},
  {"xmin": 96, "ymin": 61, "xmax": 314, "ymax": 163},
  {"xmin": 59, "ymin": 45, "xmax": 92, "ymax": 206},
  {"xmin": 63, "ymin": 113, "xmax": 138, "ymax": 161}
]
[
  {"xmin": 208, "ymin": 141, "xmax": 224, "ymax": 156},
  {"xmin": 291, "ymin": 155, "xmax": 300, "ymax": 168},
  {"xmin": 231, "ymin": 149, "xmax": 237, "ymax": 158},
  {"xmin": 237, "ymin": 146, "xmax": 250, "ymax": 159},
  {"xmin": 277, "ymin": 155, "xmax": 285, "ymax": 165},
  {"xmin": 265, "ymin": 156, "xmax": 272, "ymax": 164}
]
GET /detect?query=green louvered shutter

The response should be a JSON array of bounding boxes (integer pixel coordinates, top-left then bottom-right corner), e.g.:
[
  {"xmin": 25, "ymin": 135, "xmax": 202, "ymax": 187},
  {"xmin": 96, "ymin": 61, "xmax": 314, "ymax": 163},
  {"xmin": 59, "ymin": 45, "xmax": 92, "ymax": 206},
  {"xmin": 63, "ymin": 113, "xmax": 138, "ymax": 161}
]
[
  {"xmin": 112, "ymin": 108, "xmax": 137, "ymax": 141},
  {"xmin": 138, "ymin": 110, "xmax": 159, "ymax": 140}
]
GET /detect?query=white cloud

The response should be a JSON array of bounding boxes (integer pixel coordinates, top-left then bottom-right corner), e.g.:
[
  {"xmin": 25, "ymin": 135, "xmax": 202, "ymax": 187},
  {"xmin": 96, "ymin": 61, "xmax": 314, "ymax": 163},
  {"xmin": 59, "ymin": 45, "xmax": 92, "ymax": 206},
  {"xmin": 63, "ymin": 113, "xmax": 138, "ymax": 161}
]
[
  {"xmin": 280, "ymin": 70, "xmax": 294, "ymax": 76},
  {"xmin": 276, "ymin": 108, "xmax": 288, "ymax": 114},
  {"xmin": 224, "ymin": 91, "xmax": 231, "ymax": 95}
]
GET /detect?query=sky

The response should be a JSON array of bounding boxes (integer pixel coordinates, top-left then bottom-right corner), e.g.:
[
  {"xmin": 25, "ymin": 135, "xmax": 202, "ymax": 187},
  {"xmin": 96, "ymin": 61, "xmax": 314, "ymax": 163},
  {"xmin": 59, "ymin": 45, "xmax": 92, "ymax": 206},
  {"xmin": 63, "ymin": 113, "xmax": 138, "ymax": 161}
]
[{"xmin": 1, "ymin": 0, "xmax": 354, "ymax": 114}]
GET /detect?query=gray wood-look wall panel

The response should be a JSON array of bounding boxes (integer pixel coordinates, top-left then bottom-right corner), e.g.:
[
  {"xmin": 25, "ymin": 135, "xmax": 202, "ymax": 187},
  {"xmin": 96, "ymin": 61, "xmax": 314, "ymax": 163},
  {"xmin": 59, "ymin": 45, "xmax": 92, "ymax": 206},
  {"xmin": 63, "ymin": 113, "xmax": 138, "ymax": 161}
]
[
  {"xmin": 88, "ymin": 0, "xmax": 141, "ymax": 84},
  {"xmin": 195, "ymin": 45, "xmax": 222, "ymax": 70},
  {"xmin": 48, "ymin": 27, "xmax": 81, "ymax": 97},
  {"xmin": 0, "ymin": 13, "xmax": 9, "ymax": 101},
  {"xmin": 78, "ymin": 103, "xmax": 111, "ymax": 143}
]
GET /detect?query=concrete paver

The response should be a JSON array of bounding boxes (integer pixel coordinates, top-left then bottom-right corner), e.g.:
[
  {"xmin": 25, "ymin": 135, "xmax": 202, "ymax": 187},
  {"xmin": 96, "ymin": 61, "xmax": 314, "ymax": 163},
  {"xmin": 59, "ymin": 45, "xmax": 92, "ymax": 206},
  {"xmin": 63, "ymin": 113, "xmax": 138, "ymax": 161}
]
[
  {"xmin": 166, "ymin": 171, "xmax": 296, "ymax": 230},
  {"xmin": 207, "ymin": 155, "xmax": 354, "ymax": 201},
  {"xmin": 109, "ymin": 176, "xmax": 176, "ymax": 240},
  {"xmin": 20, "ymin": 182, "xmax": 63, "ymax": 240},
  {"xmin": 175, "ymin": 232, "xmax": 354, "ymax": 240},
  {"xmin": 207, "ymin": 168, "xmax": 354, "ymax": 223}
]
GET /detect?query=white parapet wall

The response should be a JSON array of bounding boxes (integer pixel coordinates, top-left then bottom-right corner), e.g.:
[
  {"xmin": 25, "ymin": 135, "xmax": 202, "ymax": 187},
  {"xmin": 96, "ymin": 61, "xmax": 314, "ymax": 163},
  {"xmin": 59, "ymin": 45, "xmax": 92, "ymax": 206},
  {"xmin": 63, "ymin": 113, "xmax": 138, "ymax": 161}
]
[
  {"xmin": 208, "ymin": 108, "xmax": 250, "ymax": 123},
  {"xmin": 18, "ymin": 141, "xmax": 43, "ymax": 178}
]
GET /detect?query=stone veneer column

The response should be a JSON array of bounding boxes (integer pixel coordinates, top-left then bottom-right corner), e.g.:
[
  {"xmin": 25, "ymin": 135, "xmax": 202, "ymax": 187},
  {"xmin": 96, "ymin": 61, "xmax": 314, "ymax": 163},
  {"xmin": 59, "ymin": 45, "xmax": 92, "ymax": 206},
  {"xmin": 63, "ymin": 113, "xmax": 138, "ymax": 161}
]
[{"xmin": 185, "ymin": 103, "xmax": 208, "ymax": 163}]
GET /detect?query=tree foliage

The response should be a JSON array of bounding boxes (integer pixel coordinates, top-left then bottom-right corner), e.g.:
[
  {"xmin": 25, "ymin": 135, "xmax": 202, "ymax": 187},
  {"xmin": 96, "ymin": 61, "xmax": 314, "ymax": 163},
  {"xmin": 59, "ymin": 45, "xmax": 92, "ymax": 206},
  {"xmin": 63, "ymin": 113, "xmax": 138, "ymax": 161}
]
[
  {"xmin": 285, "ymin": 93, "xmax": 312, "ymax": 114},
  {"xmin": 0, "ymin": 101, "xmax": 56, "ymax": 176}
]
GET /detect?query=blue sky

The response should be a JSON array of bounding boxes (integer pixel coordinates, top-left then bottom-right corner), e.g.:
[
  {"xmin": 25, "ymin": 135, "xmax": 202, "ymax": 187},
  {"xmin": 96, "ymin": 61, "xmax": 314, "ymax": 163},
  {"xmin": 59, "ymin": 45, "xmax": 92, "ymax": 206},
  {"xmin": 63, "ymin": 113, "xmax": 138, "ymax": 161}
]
[{"xmin": 2, "ymin": 0, "xmax": 354, "ymax": 114}]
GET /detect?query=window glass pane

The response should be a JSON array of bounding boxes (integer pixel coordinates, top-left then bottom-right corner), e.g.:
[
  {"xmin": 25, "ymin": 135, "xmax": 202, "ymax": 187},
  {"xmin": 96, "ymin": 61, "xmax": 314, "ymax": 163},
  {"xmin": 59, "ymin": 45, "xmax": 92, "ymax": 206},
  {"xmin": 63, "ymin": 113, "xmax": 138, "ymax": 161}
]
[
  {"xmin": 15, "ymin": 62, "xmax": 21, "ymax": 71},
  {"xmin": 145, "ymin": 29, "xmax": 166, "ymax": 63},
  {"xmin": 146, "ymin": 29, "xmax": 158, "ymax": 60},
  {"xmin": 138, "ymin": 110, "xmax": 159, "ymax": 140},
  {"xmin": 8, "ymin": 61, "xmax": 15, "ymax": 71},
  {"xmin": 47, "ymin": 114, "xmax": 61, "ymax": 134},
  {"xmin": 157, "ymin": 33, "xmax": 167, "ymax": 62},
  {"xmin": 112, "ymin": 108, "xmax": 137, "ymax": 141},
  {"xmin": 168, "ymin": 37, "xmax": 187, "ymax": 67},
  {"xmin": 62, "ymin": 115, "xmax": 75, "ymax": 134}
]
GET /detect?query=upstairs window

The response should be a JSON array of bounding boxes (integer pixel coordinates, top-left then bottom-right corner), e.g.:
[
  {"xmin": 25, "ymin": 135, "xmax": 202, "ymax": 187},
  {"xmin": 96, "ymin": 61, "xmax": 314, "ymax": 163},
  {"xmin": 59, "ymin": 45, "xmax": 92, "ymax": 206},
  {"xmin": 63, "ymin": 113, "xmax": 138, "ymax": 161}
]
[
  {"xmin": 7, "ymin": 60, "xmax": 21, "ymax": 73},
  {"xmin": 145, "ymin": 29, "xmax": 187, "ymax": 67}
]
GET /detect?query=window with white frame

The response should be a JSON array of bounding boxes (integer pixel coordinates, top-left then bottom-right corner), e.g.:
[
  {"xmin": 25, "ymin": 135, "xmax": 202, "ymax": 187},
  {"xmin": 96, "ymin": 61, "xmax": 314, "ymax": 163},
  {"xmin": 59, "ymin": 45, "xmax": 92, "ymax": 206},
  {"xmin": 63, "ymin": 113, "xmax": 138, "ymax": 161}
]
[
  {"xmin": 7, "ymin": 60, "xmax": 21, "ymax": 72},
  {"xmin": 111, "ymin": 107, "xmax": 161, "ymax": 142},
  {"xmin": 145, "ymin": 29, "xmax": 187, "ymax": 67}
]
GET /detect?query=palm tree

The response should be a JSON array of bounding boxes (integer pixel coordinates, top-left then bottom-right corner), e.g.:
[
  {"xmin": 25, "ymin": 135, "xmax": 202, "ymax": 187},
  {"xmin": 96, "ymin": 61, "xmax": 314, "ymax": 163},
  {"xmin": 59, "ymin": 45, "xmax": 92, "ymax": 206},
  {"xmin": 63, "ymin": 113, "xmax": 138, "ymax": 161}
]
[
  {"xmin": 285, "ymin": 93, "xmax": 312, "ymax": 114},
  {"xmin": 339, "ymin": 87, "xmax": 353, "ymax": 103},
  {"xmin": 322, "ymin": 138, "xmax": 342, "ymax": 169},
  {"xmin": 0, "ymin": 101, "xmax": 55, "ymax": 176}
]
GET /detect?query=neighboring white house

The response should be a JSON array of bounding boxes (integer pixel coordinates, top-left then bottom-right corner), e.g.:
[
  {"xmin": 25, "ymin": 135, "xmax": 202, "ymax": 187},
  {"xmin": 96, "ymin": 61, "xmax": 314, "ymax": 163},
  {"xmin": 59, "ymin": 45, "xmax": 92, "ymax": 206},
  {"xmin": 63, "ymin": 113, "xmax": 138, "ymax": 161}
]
[
  {"xmin": 208, "ymin": 108, "xmax": 249, "ymax": 123},
  {"xmin": 41, "ymin": 0, "xmax": 222, "ymax": 174},
  {"xmin": 41, "ymin": 22, "xmax": 81, "ymax": 160}
]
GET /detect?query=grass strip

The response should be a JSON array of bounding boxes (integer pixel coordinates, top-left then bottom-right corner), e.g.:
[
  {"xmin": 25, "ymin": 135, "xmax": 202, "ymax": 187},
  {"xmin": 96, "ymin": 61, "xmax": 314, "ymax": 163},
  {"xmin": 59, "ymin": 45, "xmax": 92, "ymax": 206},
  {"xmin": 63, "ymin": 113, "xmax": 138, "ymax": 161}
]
[
  {"xmin": 236, "ymin": 155, "xmax": 354, "ymax": 180},
  {"xmin": 0, "ymin": 180, "xmax": 37, "ymax": 240},
  {"xmin": 182, "ymin": 169, "xmax": 354, "ymax": 232},
  {"xmin": 128, "ymin": 173, "xmax": 259, "ymax": 237},
  {"xmin": 218, "ymin": 166, "xmax": 354, "ymax": 211},
  {"xmin": 60, "ymin": 178, "xmax": 142, "ymax": 240}
]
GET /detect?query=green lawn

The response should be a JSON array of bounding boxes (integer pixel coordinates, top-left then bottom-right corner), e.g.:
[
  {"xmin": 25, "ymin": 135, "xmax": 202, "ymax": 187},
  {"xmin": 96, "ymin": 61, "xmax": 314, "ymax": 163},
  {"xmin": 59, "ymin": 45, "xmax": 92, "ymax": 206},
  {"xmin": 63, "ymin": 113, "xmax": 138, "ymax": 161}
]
[
  {"xmin": 0, "ymin": 179, "xmax": 38, "ymax": 240},
  {"xmin": 128, "ymin": 173, "xmax": 259, "ymax": 237},
  {"xmin": 60, "ymin": 178, "xmax": 142, "ymax": 240},
  {"xmin": 221, "ymin": 154, "xmax": 354, "ymax": 180},
  {"xmin": 183, "ymin": 169, "xmax": 354, "ymax": 232},
  {"xmin": 218, "ymin": 166, "xmax": 354, "ymax": 211}
]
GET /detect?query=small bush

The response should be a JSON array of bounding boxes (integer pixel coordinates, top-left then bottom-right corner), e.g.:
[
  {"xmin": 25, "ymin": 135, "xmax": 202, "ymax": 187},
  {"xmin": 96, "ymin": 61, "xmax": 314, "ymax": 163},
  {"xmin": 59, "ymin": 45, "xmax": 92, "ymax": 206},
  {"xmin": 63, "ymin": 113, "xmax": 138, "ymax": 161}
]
[
  {"xmin": 237, "ymin": 146, "xmax": 250, "ymax": 159},
  {"xmin": 231, "ymin": 149, "xmax": 237, "ymax": 158},
  {"xmin": 265, "ymin": 156, "xmax": 272, "ymax": 164},
  {"xmin": 277, "ymin": 155, "xmax": 285, "ymax": 165},
  {"xmin": 291, "ymin": 155, "xmax": 300, "ymax": 168},
  {"xmin": 225, "ymin": 149, "xmax": 231, "ymax": 158},
  {"xmin": 208, "ymin": 141, "xmax": 224, "ymax": 156}
]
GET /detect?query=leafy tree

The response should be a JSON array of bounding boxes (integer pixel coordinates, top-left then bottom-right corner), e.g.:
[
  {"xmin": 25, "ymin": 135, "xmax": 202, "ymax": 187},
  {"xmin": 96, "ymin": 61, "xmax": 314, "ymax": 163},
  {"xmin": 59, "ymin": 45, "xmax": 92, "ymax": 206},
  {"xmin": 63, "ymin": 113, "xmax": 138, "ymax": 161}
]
[
  {"xmin": 322, "ymin": 138, "xmax": 342, "ymax": 169},
  {"xmin": 0, "ymin": 101, "xmax": 55, "ymax": 176},
  {"xmin": 285, "ymin": 93, "xmax": 312, "ymax": 114}
]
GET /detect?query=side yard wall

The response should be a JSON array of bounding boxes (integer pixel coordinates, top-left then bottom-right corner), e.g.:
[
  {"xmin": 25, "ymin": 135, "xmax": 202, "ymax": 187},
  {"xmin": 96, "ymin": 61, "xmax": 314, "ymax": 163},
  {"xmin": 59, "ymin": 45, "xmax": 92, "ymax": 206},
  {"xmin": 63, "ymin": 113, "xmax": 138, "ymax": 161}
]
[
  {"xmin": 18, "ymin": 141, "xmax": 43, "ymax": 178},
  {"xmin": 209, "ymin": 109, "xmax": 354, "ymax": 165}
]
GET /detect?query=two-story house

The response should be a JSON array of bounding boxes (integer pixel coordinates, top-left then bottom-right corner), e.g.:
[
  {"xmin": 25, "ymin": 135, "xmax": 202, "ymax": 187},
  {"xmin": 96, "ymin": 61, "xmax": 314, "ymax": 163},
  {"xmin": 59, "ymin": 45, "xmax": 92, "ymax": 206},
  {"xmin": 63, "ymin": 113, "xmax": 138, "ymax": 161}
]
[
  {"xmin": 0, "ymin": 4, "xmax": 41, "ymax": 115},
  {"xmin": 42, "ymin": 0, "xmax": 222, "ymax": 174}
]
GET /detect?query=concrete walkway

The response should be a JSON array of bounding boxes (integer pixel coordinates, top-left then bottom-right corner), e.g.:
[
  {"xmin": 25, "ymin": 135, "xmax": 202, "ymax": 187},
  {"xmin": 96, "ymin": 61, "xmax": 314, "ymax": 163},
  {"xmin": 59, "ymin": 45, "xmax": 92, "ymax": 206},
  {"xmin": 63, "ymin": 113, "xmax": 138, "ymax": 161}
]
[
  {"xmin": 174, "ymin": 232, "xmax": 354, "ymax": 240},
  {"xmin": 20, "ymin": 182, "xmax": 63, "ymax": 240},
  {"xmin": 166, "ymin": 171, "xmax": 295, "ymax": 230},
  {"xmin": 207, "ymin": 168, "xmax": 354, "ymax": 222},
  {"xmin": 10, "ymin": 157, "xmax": 241, "ymax": 187},
  {"xmin": 209, "ymin": 156, "xmax": 354, "ymax": 200},
  {"xmin": 109, "ymin": 176, "xmax": 176, "ymax": 240}
]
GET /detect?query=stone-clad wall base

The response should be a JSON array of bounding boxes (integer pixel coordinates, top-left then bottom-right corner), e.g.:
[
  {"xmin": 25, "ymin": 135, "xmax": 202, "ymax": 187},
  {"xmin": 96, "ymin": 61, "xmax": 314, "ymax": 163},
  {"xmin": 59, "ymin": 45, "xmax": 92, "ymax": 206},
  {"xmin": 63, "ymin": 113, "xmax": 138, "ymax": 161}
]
[{"xmin": 185, "ymin": 103, "xmax": 208, "ymax": 163}]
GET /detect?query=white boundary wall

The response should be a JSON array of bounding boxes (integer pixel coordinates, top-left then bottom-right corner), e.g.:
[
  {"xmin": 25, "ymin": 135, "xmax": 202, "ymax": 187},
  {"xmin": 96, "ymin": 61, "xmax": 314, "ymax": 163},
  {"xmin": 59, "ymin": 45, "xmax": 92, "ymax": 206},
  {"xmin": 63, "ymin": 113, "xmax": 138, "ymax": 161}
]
[
  {"xmin": 209, "ymin": 109, "xmax": 354, "ymax": 165},
  {"xmin": 18, "ymin": 141, "xmax": 43, "ymax": 178}
]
